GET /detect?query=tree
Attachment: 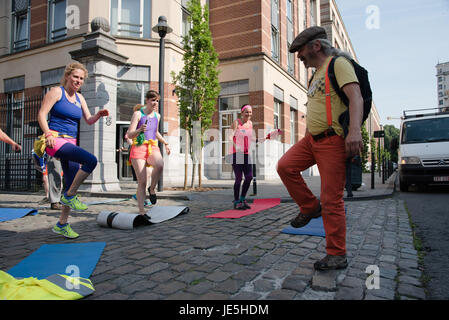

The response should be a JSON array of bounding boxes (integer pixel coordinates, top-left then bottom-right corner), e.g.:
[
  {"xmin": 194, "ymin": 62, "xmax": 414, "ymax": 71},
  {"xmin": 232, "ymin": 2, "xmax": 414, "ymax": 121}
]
[
  {"xmin": 361, "ymin": 123, "xmax": 370, "ymax": 172},
  {"xmin": 383, "ymin": 124, "xmax": 400, "ymax": 163},
  {"xmin": 171, "ymin": 0, "xmax": 221, "ymax": 189}
]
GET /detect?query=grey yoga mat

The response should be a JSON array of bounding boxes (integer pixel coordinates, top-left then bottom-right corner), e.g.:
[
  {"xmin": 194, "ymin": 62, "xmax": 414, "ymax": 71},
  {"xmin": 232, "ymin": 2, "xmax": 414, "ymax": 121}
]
[{"xmin": 97, "ymin": 206, "xmax": 189, "ymax": 230}]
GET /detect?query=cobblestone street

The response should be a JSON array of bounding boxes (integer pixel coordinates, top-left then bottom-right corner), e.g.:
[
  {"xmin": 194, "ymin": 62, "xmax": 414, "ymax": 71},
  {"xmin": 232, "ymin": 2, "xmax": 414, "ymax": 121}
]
[{"xmin": 0, "ymin": 176, "xmax": 427, "ymax": 300}]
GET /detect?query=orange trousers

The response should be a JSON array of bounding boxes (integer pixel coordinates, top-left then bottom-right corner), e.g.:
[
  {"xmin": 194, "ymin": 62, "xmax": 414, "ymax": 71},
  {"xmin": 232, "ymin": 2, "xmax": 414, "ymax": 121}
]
[{"xmin": 277, "ymin": 133, "xmax": 347, "ymax": 255}]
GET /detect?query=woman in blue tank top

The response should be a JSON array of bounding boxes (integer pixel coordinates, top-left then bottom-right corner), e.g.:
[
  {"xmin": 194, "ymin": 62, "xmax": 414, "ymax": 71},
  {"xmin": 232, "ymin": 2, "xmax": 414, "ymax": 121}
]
[{"xmin": 37, "ymin": 62, "xmax": 109, "ymax": 239}]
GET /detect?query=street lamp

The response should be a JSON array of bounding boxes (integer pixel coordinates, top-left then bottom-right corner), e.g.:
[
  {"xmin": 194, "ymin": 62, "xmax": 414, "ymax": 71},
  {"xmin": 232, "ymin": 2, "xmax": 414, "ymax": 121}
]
[{"xmin": 152, "ymin": 16, "xmax": 172, "ymax": 192}]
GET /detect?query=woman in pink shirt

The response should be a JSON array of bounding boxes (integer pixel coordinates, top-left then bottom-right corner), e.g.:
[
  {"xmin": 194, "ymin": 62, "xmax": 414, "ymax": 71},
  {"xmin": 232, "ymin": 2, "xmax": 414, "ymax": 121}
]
[{"xmin": 229, "ymin": 105, "xmax": 254, "ymax": 210}]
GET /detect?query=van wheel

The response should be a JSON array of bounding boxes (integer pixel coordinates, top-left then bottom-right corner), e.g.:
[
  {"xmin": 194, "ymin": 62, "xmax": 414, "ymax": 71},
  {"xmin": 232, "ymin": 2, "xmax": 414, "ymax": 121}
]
[{"xmin": 399, "ymin": 180, "xmax": 409, "ymax": 192}]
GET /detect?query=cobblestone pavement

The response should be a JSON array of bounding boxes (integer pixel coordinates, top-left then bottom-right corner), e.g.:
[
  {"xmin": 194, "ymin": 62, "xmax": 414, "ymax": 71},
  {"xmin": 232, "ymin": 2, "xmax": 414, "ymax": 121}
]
[{"xmin": 0, "ymin": 187, "xmax": 427, "ymax": 300}]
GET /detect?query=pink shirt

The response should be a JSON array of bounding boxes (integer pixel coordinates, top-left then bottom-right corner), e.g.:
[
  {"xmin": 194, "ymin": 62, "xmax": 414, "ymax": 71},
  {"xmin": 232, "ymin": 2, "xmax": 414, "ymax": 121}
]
[{"xmin": 230, "ymin": 119, "xmax": 252, "ymax": 154}]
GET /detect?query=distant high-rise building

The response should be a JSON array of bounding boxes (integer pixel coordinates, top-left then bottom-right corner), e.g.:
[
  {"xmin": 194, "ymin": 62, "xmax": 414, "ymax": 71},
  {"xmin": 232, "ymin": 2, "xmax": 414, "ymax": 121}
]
[{"xmin": 436, "ymin": 61, "xmax": 449, "ymax": 112}]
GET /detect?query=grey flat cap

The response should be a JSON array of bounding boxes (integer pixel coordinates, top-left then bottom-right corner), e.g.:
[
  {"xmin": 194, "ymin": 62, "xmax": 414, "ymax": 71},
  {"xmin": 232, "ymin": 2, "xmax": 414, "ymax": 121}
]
[{"xmin": 289, "ymin": 26, "xmax": 327, "ymax": 53}]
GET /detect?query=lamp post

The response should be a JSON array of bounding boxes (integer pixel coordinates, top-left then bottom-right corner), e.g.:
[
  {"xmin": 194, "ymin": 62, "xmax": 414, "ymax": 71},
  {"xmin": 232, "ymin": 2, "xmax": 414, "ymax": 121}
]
[{"xmin": 152, "ymin": 16, "xmax": 172, "ymax": 192}]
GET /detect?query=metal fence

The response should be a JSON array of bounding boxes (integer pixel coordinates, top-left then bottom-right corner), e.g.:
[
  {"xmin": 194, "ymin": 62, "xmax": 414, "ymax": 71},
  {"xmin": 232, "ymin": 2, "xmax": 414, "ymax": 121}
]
[{"xmin": 0, "ymin": 95, "xmax": 43, "ymax": 191}]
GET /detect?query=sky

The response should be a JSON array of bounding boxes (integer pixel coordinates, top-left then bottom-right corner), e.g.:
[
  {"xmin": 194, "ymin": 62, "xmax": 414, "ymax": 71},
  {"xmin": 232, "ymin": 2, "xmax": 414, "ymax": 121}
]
[{"xmin": 334, "ymin": 0, "xmax": 449, "ymax": 129}]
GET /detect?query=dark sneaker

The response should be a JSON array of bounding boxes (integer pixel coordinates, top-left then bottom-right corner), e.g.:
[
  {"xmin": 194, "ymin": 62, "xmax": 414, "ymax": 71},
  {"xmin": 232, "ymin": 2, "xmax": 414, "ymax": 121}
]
[
  {"xmin": 241, "ymin": 200, "xmax": 251, "ymax": 210},
  {"xmin": 290, "ymin": 204, "xmax": 322, "ymax": 228},
  {"xmin": 148, "ymin": 187, "xmax": 157, "ymax": 205},
  {"xmin": 233, "ymin": 201, "xmax": 245, "ymax": 210},
  {"xmin": 314, "ymin": 254, "xmax": 348, "ymax": 271},
  {"xmin": 50, "ymin": 202, "xmax": 61, "ymax": 210},
  {"xmin": 149, "ymin": 193, "xmax": 157, "ymax": 205}
]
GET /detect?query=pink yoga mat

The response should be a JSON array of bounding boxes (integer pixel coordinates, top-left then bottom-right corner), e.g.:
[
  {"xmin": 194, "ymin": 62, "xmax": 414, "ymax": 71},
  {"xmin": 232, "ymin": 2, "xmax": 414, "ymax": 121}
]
[{"xmin": 205, "ymin": 198, "xmax": 281, "ymax": 218}]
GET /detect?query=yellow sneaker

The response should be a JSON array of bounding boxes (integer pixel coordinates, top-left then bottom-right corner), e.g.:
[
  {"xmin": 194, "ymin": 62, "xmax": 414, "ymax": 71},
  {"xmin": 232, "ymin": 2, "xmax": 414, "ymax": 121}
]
[
  {"xmin": 52, "ymin": 223, "xmax": 79, "ymax": 239},
  {"xmin": 60, "ymin": 194, "xmax": 88, "ymax": 211}
]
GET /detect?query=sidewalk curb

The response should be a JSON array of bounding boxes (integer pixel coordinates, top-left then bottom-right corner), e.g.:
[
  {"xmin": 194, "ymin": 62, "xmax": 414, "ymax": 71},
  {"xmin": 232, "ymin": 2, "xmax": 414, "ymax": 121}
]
[{"xmin": 77, "ymin": 191, "xmax": 191, "ymax": 201}]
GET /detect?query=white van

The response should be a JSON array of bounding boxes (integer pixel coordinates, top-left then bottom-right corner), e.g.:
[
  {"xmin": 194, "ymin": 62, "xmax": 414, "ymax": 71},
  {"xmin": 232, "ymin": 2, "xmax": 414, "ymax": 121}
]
[{"xmin": 398, "ymin": 108, "xmax": 449, "ymax": 191}]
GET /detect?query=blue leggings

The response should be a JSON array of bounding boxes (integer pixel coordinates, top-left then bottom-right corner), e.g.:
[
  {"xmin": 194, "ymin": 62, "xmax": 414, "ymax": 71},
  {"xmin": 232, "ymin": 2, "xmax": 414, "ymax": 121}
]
[{"xmin": 54, "ymin": 143, "xmax": 97, "ymax": 193}]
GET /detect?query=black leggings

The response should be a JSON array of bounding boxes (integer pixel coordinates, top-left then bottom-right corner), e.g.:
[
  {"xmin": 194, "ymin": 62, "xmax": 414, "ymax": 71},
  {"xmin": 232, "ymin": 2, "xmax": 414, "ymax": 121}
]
[{"xmin": 232, "ymin": 153, "xmax": 253, "ymax": 201}]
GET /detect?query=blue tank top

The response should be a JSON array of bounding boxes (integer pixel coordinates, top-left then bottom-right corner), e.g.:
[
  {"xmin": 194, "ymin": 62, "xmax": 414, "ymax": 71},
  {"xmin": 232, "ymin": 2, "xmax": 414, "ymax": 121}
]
[{"xmin": 48, "ymin": 87, "xmax": 82, "ymax": 137}]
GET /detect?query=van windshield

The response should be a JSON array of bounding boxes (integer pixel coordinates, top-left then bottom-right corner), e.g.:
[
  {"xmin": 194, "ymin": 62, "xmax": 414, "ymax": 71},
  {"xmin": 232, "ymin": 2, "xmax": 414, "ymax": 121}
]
[{"xmin": 401, "ymin": 116, "xmax": 449, "ymax": 144}]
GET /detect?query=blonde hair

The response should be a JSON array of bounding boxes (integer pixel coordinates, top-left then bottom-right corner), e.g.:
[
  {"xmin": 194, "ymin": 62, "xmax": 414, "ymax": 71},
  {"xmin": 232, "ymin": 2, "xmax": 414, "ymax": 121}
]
[
  {"xmin": 133, "ymin": 104, "xmax": 145, "ymax": 112},
  {"xmin": 60, "ymin": 62, "xmax": 88, "ymax": 86}
]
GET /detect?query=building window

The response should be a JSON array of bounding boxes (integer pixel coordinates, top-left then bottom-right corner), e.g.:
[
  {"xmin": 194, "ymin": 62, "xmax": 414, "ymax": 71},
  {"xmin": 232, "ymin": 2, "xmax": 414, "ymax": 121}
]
[
  {"xmin": 181, "ymin": 1, "xmax": 191, "ymax": 43},
  {"xmin": 439, "ymin": 100, "xmax": 444, "ymax": 105},
  {"xmin": 12, "ymin": 0, "xmax": 30, "ymax": 52},
  {"xmin": 290, "ymin": 109, "xmax": 297, "ymax": 144},
  {"xmin": 111, "ymin": 0, "xmax": 151, "ymax": 38},
  {"xmin": 287, "ymin": 0, "xmax": 294, "ymax": 75},
  {"xmin": 310, "ymin": 0, "xmax": 316, "ymax": 26},
  {"xmin": 271, "ymin": 0, "xmax": 280, "ymax": 62},
  {"xmin": 302, "ymin": 0, "xmax": 307, "ymax": 30},
  {"xmin": 274, "ymin": 100, "xmax": 281, "ymax": 130},
  {"xmin": 48, "ymin": 0, "xmax": 67, "ymax": 42},
  {"xmin": 219, "ymin": 95, "xmax": 249, "ymax": 111},
  {"xmin": 116, "ymin": 81, "xmax": 149, "ymax": 122}
]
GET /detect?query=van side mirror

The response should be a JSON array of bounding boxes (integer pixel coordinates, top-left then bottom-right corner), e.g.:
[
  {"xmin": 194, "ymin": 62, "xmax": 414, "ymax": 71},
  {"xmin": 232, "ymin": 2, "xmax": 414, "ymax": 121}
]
[{"xmin": 390, "ymin": 138, "xmax": 398, "ymax": 150}]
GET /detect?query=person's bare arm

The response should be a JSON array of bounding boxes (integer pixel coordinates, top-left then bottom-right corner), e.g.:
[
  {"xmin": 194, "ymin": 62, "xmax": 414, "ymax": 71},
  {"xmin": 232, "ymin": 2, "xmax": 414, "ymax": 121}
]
[{"xmin": 341, "ymin": 82, "xmax": 364, "ymax": 157}]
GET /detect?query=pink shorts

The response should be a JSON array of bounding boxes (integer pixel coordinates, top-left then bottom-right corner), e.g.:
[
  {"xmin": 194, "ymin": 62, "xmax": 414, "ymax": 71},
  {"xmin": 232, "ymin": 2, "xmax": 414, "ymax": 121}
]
[
  {"xmin": 45, "ymin": 137, "xmax": 77, "ymax": 157},
  {"xmin": 129, "ymin": 144, "xmax": 160, "ymax": 161}
]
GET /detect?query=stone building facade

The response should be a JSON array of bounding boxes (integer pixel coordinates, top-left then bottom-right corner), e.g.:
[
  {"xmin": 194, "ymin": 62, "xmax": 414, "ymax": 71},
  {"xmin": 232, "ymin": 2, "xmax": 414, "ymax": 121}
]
[{"xmin": 0, "ymin": 0, "xmax": 380, "ymax": 190}]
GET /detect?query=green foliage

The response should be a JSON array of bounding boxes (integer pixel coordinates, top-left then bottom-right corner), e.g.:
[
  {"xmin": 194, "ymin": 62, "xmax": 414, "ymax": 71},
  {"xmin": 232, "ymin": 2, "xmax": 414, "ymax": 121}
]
[
  {"xmin": 361, "ymin": 123, "xmax": 370, "ymax": 172},
  {"xmin": 370, "ymin": 137, "xmax": 377, "ymax": 171},
  {"xmin": 383, "ymin": 124, "xmax": 400, "ymax": 163},
  {"xmin": 172, "ymin": 0, "xmax": 221, "ymax": 138}
]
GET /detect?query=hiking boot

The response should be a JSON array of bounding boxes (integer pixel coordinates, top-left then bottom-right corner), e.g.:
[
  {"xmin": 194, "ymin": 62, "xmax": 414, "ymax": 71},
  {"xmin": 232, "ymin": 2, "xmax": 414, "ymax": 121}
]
[
  {"xmin": 314, "ymin": 254, "xmax": 348, "ymax": 271},
  {"xmin": 60, "ymin": 194, "xmax": 88, "ymax": 211},
  {"xmin": 290, "ymin": 203, "xmax": 322, "ymax": 228},
  {"xmin": 52, "ymin": 223, "xmax": 79, "ymax": 239}
]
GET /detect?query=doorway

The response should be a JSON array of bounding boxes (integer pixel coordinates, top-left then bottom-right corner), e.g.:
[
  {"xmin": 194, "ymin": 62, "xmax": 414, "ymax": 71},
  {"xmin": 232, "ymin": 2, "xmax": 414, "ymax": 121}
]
[
  {"xmin": 219, "ymin": 111, "xmax": 238, "ymax": 178},
  {"xmin": 116, "ymin": 123, "xmax": 134, "ymax": 180}
]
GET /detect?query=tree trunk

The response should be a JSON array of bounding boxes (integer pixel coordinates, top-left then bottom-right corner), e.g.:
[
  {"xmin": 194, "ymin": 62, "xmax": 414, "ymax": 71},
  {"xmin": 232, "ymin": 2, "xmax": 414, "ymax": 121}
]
[
  {"xmin": 191, "ymin": 163, "xmax": 196, "ymax": 189},
  {"xmin": 198, "ymin": 117, "xmax": 202, "ymax": 188},
  {"xmin": 183, "ymin": 127, "xmax": 189, "ymax": 190},
  {"xmin": 198, "ymin": 163, "xmax": 202, "ymax": 188}
]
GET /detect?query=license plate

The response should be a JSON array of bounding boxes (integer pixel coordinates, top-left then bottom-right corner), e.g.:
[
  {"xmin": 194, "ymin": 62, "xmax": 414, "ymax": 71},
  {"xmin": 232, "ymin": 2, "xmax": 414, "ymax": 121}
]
[{"xmin": 433, "ymin": 176, "xmax": 449, "ymax": 182}]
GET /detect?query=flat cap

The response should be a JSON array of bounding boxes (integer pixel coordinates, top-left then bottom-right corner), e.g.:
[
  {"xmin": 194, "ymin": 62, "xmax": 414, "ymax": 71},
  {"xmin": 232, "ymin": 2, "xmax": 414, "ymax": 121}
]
[{"xmin": 289, "ymin": 26, "xmax": 327, "ymax": 53}]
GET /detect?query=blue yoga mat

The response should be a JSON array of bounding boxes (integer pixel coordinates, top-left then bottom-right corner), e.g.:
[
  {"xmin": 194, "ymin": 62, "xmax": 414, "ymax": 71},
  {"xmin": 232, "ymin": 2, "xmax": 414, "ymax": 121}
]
[
  {"xmin": 281, "ymin": 217, "xmax": 326, "ymax": 237},
  {"xmin": 8, "ymin": 242, "xmax": 106, "ymax": 279},
  {"xmin": 0, "ymin": 208, "xmax": 38, "ymax": 222}
]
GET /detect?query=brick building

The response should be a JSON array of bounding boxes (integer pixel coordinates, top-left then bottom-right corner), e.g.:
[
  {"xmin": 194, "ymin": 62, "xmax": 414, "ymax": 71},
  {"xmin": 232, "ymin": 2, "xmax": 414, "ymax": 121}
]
[{"xmin": 0, "ymin": 0, "xmax": 380, "ymax": 191}]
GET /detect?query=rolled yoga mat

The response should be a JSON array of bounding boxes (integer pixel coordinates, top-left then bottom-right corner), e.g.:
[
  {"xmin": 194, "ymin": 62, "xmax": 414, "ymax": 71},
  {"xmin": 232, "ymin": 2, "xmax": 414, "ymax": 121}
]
[{"xmin": 97, "ymin": 206, "xmax": 190, "ymax": 230}]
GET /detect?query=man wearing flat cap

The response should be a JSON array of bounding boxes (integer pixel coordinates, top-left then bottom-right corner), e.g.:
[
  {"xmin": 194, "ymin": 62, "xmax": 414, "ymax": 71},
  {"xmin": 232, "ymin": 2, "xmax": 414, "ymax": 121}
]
[{"xmin": 277, "ymin": 26, "xmax": 364, "ymax": 270}]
